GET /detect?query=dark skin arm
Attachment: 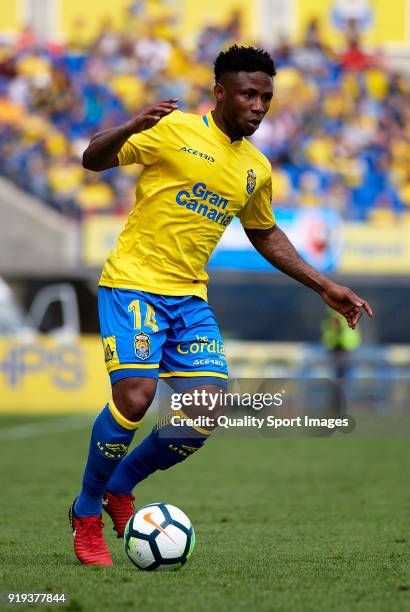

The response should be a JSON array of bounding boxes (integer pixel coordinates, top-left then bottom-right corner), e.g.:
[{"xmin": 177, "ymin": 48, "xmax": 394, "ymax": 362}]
[
  {"xmin": 245, "ymin": 225, "xmax": 373, "ymax": 329},
  {"xmin": 82, "ymin": 98, "xmax": 178, "ymax": 171}
]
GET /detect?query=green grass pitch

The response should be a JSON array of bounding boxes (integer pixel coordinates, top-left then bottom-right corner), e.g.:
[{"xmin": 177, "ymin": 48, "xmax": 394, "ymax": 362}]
[{"xmin": 1, "ymin": 413, "xmax": 410, "ymax": 612}]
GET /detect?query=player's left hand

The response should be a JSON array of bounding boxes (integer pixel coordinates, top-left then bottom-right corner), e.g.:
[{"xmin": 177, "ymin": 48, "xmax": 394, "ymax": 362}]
[{"xmin": 319, "ymin": 283, "xmax": 373, "ymax": 329}]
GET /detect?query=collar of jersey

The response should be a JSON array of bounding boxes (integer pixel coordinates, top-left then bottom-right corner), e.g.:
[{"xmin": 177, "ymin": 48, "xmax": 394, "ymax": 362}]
[{"xmin": 206, "ymin": 111, "xmax": 243, "ymax": 148}]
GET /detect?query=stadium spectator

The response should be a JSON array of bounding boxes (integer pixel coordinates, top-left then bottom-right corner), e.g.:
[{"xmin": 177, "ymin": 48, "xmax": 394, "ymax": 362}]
[
  {"xmin": 0, "ymin": 13, "xmax": 409, "ymax": 223},
  {"xmin": 321, "ymin": 307, "xmax": 362, "ymax": 378},
  {"xmin": 76, "ymin": 171, "xmax": 115, "ymax": 214},
  {"xmin": 134, "ymin": 24, "xmax": 172, "ymax": 79},
  {"xmin": 47, "ymin": 153, "xmax": 83, "ymax": 214},
  {"xmin": 15, "ymin": 24, "xmax": 38, "ymax": 51},
  {"xmin": 340, "ymin": 32, "xmax": 371, "ymax": 71}
]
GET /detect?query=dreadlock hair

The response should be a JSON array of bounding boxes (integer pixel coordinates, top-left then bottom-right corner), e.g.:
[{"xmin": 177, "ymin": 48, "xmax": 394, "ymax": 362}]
[{"xmin": 214, "ymin": 45, "xmax": 276, "ymax": 82}]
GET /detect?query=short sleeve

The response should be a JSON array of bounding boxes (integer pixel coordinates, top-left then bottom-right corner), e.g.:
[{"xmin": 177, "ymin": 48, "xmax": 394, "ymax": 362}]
[
  {"xmin": 237, "ymin": 175, "xmax": 275, "ymax": 229},
  {"xmin": 117, "ymin": 120, "xmax": 167, "ymax": 166}
]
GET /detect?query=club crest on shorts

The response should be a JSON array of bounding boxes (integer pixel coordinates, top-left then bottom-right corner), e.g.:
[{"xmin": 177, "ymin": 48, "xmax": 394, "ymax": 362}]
[
  {"xmin": 246, "ymin": 169, "xmax": 256, "ymax": 195},
  {"xmin": 134, "ymin": 331, "xmax": 150, "ymax": 360}
]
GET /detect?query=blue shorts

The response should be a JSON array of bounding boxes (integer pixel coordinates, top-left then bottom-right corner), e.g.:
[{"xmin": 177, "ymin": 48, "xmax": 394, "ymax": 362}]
[{"xmin": 98, "ymin": 287, "xmax": 228, "ymax": 388}]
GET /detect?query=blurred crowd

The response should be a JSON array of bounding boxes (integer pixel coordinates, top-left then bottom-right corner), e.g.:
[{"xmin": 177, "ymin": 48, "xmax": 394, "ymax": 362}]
[{"xmin": 0, "ymin": 1, "xmax": 410, "ymax": 224}]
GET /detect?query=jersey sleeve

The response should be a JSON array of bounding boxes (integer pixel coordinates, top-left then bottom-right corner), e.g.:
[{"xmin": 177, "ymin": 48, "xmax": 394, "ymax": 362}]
[
  {"xmin": 117, "ymin": 117, "xmax": 170, "ymax": 166},
  {"xmin": 237, "ymin": 175, "xmax": 276, "ymax": 229}
]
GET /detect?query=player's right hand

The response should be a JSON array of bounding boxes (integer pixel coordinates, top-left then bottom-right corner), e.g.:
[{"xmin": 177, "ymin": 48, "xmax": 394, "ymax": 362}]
[{"xmin": 126, "ymin": 99, "xmax": 179, "ymax": 134}]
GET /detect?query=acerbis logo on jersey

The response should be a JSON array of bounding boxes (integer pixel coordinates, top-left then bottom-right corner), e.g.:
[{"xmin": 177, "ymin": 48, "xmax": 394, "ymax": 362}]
[
  {"xmin": 134, "ymin": 331, "xmax": 151, "ymax": 360},
  {"xmin": 179, "ymin": 146, "xmax": 215, "ymax": 162}
]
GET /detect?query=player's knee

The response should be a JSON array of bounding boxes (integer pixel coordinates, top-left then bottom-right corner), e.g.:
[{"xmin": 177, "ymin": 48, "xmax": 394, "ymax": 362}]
[{"xmin": 112, "ymin": 378, "xmax": 157, "ymax": 422}]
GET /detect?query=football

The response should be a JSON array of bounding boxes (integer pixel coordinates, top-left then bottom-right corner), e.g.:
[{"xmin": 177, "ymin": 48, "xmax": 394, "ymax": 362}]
[{"xmin": 124, "ymin": 503, "xmax": 195, "ymax": 571}]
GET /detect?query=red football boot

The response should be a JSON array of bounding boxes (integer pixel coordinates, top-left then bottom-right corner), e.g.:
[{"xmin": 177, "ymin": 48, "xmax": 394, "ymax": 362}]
[
  {"xmin": 102, "ymin": 491, "xmax": 135, "ymax": 538},
  {"xmin": 68, "ymin": 501, "xmax": 112, "ymax": 566}
]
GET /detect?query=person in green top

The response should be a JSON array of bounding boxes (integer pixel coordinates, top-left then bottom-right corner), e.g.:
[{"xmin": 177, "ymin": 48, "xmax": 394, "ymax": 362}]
[{"xmin": 321, "ymin": 308, "xmax": 362, "ymax": 378}]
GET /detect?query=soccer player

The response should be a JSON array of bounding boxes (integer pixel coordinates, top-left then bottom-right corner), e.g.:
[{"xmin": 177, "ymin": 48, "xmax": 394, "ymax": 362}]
[{"xmin": 69, "ymin": 45, "xmax": 372, "ymax": 565}]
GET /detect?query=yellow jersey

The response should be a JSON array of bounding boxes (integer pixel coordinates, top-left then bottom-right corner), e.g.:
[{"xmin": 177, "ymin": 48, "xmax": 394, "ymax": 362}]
[{"xmin": 99, "ymin": 110, "xmax": 275, "ymax": 300}]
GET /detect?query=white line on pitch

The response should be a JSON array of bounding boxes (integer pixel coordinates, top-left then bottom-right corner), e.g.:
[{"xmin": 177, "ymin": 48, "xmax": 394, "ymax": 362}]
[{"xmin": 0, "ymin": 414, "xmax": 93, "ymax": 441}]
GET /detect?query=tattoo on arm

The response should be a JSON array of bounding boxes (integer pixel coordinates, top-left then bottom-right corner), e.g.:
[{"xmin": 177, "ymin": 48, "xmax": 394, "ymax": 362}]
[{"xmin": 245, "ymin": 225, "xmax": 331, "ymax": 293}]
